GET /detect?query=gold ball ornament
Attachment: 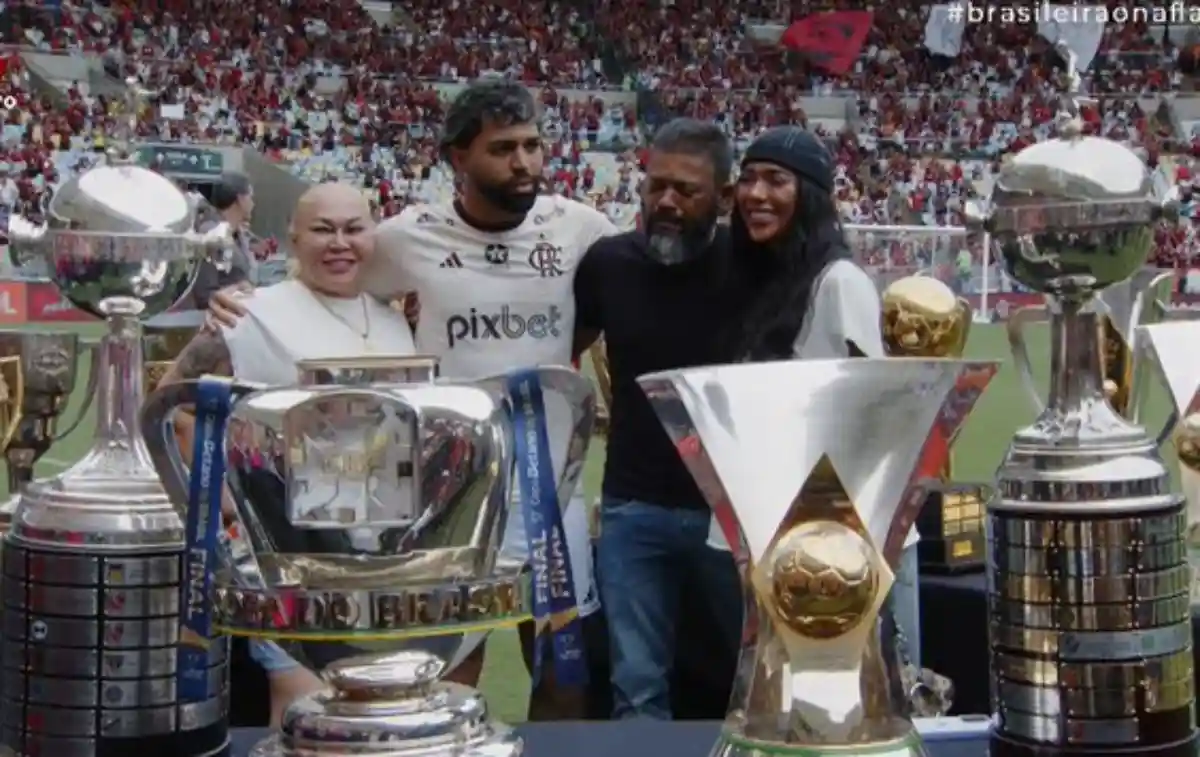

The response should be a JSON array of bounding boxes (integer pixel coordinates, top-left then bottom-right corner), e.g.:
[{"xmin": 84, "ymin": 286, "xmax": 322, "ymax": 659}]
[
  {"xmin": 769, "ymin": 521, "xmax": 879, "ymax": 639},
  {"xmin": 881, "ymin": 276, "xmax": 968, "ymax": 357}
]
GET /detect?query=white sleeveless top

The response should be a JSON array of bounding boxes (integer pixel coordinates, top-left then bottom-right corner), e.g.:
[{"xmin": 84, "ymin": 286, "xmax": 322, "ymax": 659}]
[{"xmin": 222, "ymin": 278, "xmax": 417, "ymax": 384}]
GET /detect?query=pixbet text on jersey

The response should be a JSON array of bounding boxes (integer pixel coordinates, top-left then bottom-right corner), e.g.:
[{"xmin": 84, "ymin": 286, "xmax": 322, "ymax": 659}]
[{"xmin": 445, "ymin": 305, "xmax": 564, "ymax": 348}]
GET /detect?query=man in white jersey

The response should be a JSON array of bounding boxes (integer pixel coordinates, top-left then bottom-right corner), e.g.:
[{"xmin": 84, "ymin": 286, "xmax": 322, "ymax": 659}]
[{"xmin": 208, "ymin": 80, "xmax": 616, "ymax": 720}]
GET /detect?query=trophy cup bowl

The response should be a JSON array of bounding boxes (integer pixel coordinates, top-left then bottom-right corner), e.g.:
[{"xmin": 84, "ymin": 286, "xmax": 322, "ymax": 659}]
[
  {"xmin": 0, "ymin": 149, "xmax": 235, "ymax": 757},
  {"xmin": 638, "ymin": 357, "xmax": 998, "ymax": 757},
  {"xmin": 966, "ymin": 99, "xmax": 1198, "ymax": 756},
  {"xmin": 141, "ymin": 365, "xmax": 595, "ymax": 757}
]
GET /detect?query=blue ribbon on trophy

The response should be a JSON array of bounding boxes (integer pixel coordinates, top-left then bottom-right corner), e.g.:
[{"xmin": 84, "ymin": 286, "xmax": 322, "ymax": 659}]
[
  {"xmin": 506, "ymin": 369, "xmax": 588, "ymax": 687},
  {"xmin": 179, "ymin": 376, "xmax": 233, "ymax": 702}
]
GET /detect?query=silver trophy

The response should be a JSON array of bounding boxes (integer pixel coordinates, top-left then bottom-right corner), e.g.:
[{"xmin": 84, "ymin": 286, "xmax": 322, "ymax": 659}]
[
  {"xmin": 1140, "ymin": 321, "xmax": 1200, "ymax": 606},
  {"xmin": 638, "ymin": 358, "xmax": 997, "ymax": 757},
  {"xmin": 964, "ymin": 45, "xmax": 1196, "ymax": 757},
  {"xmin": 0, "ymin": 80, "xmax": 233, "ymax": 757},
  {"xmin": 141, "ymin": 364, "xmax": 594, "ymax": 756}
]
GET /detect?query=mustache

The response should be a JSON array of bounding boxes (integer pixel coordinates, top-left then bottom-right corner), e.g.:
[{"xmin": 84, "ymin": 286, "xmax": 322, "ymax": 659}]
[{"xmin": 506, "ymin": 175, "xmax": 542, "ymax": 193}]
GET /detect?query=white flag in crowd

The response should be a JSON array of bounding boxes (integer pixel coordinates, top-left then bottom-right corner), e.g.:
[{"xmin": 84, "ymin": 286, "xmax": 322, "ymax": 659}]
[
  {"xmin": 1037, "ymin": 4, "xmax": 1105, "ymax": 72},
  {"xmin": 923, "ymin": 5, "xmax": 965, "ymax": 57}
]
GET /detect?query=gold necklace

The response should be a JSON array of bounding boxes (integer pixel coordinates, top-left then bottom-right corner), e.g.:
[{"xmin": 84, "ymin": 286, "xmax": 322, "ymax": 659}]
[{"xmin": 313, "ymin": 291, "xmax": 371, "ymax": 343}]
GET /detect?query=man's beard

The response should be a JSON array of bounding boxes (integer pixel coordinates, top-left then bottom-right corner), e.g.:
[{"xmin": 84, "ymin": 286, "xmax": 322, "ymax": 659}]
[
  {"xmin": 643, "ymin": 208, "xmax": 718, "ymax": 266},
  {"xmin": 476, "ymin": 176, "xmax": 540, "ymax": 215}
]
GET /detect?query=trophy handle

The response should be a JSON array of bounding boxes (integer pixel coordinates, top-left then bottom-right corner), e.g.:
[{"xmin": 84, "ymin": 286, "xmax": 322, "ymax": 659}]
[
  {"xmin": 0, "ymin": 356, "xmax": 25, "ymax": 452},
  {"xmin": 53, "ymin": 340, "xmax": 100, "ymax": 442},
  {"xmin": 1006, "ymin": 306, "xmax": 1047, "ymax": 414},
  {"xmin": 139, "ymin": 379, "xmax": 258, "ymax": 517}
]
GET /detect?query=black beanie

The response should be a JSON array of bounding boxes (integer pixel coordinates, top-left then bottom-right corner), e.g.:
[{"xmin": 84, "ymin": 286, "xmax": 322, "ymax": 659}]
[{"xmin": 741, "ymin": 127, "xmax": 834, "ymax": 192}]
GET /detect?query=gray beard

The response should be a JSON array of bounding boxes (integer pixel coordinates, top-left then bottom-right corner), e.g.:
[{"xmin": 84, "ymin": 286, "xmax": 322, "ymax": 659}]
[{"xmin": 646, "ymin": 232, "xmax": 689, "ymax": 265}]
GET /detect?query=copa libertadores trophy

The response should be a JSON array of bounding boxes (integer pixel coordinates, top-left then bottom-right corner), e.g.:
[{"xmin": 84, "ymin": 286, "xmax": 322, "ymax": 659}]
[
  {"xmin": 964, "ymin": 44, "xmax": 1197, "ymax": 757},
  {"xmin": 141, "ymin": 363, "xmax": 595, "ymax": 757},
  {"xmin": 0, "ymin": 78, "xmax": 232, "ymax": 757},
  {"xmin": 639, "ymin": 357, "xmax": 997, "ymax": 757},
  {"xmin": 1139, "ymin": 321, "xmax": 1200, "ymax": 606}
]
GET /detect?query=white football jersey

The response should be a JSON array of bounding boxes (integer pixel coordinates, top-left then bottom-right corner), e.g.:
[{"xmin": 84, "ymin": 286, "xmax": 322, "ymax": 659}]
[
  {"xmin": 371, "ymin": 195, "xmax": 617, "ymax": 616},
  {"xmin": 371, "ymin": 195, "xmax": 617, "ymax": 381}
]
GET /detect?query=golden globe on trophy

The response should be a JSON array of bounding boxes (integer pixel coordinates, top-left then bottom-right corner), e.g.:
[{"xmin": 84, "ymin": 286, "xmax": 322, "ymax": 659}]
[
  {"xmin": 881, "ymin": 275, "xmax": 989, "ymax": 573},
  {"xmin": 639, "ymin": 357, "xmax": 997, "ymax": 757}
]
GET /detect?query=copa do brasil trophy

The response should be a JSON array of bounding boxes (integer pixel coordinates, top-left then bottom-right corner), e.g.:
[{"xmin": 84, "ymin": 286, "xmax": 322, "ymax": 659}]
[
  {"xmin": 964, "ymin": 50, "xmax": 1197, "ymax": 757},
  {"xmin": 141, "ymin": 362, "xmax": 595, "ymax": 757},
  {"xmin": 639, "ymin": 356, "xmax": 997, "ymax": 757}
]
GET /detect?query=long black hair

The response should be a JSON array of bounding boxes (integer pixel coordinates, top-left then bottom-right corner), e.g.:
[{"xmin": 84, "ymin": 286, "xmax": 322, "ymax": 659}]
[{"xmin": 724, "ymin": 174, "xmax": 851, "ymax": 362}]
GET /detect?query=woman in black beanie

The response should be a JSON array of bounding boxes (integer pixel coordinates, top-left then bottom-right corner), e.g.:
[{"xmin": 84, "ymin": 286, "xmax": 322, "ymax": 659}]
[
  {"xmin": 718, "ymin": 127, "xmax": 925, "ymax": 677},
  {"xmin": 724, "ymin": 126, "xmax": 881, "ymax": 362}
]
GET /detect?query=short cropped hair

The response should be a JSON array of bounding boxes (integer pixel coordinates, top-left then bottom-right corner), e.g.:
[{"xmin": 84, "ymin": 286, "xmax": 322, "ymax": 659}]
[
  {"xmin": 650, "ymin": 119, "xmax": 734, "ymax": 186},
  {"xmin": 210, "ymin": 171, "xmax": 252, "ymax": 210},
  {"xmin": 439, "ymin": 79, "xmax": 539, "ymax": 163}
]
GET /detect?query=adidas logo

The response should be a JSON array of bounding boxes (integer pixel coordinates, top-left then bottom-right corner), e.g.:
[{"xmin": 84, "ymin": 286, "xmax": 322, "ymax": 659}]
[{"xmin": 439, "ymin": 253, "xmax": 464, "ymax": 269}]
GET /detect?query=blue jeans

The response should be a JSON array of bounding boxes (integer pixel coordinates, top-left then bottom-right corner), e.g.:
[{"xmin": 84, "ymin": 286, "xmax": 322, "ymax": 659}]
[
  {"xmin": 595, "ymin": 499, "xmax": 743, "ymax": 720},
  {"xmin": 888, "ymin": 544, "xmax": 922, "ymax": 669}
]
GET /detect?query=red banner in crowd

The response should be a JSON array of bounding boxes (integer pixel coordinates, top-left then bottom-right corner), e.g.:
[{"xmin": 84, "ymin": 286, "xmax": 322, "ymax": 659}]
[
  {"xmin": 780, "ymin": 11, "xmax": 872, "ymax": 75},
  {"xmin": 26, "ymin": 282, "xmax": 90, "ymax": 322}
]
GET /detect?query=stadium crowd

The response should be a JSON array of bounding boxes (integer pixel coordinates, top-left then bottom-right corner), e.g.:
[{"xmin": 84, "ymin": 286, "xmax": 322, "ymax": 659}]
[{"xmin": 1, "ymin": 0, "xmax": 1199, "ymax": 272}]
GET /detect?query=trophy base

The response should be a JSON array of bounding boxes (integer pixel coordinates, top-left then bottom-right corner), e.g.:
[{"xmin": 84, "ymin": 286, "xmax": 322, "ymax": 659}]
[
  {"xmin": 257, "ymin": 651, "xmax": 523, "ymax": 757},
  {"xmin": 989, "ymin": 728, "xmax": 1199, "ymax": 757},
  {"xmin": 712, "ymin": 730, "xmax": 927, "ymax": 757}
]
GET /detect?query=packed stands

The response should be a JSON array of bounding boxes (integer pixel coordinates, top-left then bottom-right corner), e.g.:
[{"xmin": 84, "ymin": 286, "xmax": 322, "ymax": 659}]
[{"xmin": 1, "ymin": 0, "xmax": 1198, "ymax": 278}]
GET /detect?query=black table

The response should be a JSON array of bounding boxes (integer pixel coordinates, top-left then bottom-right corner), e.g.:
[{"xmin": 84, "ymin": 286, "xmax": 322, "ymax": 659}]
[
  {"xmin": 919, "ymin": 572, "xmax": 1200, "ymax": 716},
  {"xmin": 230, "ymin": 724, "xmax": 987, "ymax": 757}
]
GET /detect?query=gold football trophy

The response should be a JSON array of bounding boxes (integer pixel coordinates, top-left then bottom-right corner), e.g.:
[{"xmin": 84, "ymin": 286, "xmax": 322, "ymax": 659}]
[
  {"xmin": 0, "ymin": 331, "xmax": 91, "ymax": 501},
  {"xmin": 882, "ymin": 275, "xmax": 988, "ymax": 573},
  {"xmin": 639, "ymin": 357, "xmax": 997, "ymax": 757}
]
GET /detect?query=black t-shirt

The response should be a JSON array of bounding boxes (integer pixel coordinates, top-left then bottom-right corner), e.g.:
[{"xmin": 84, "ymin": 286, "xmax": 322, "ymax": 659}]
[{"xmin": 574, "ymin": 227, "xmax": 750, "ymax": 510}]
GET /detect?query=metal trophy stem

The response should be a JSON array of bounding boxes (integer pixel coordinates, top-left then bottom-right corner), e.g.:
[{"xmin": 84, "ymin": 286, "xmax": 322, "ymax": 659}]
[{"xmin": 68, "ymin": 306, "xmax": 157, "ymax": 485}]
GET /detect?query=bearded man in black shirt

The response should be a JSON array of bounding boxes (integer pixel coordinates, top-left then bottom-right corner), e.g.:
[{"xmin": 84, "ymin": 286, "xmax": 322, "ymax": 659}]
[{"xmin": 573, "ymin": 119, "xmax": 749, "ymax": 720}]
